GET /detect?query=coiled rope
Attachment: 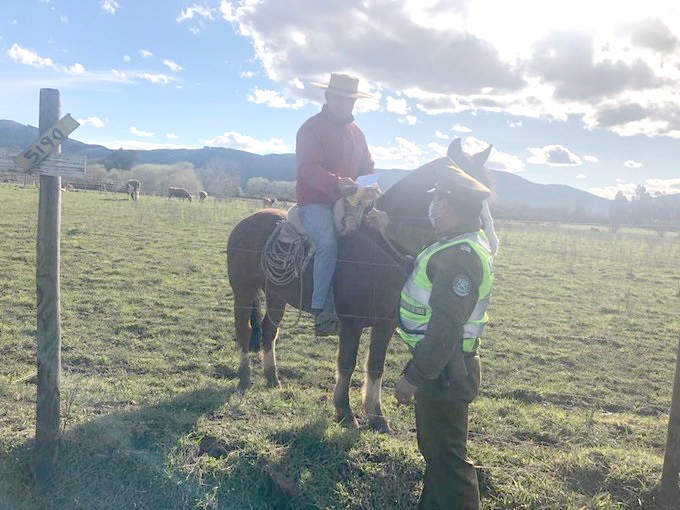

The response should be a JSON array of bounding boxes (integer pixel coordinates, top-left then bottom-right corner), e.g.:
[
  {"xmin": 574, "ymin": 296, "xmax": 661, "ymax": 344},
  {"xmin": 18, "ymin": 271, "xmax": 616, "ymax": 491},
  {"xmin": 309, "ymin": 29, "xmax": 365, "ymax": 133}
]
[
  {"xmin": 260, "ymin": 221, "xmax": 311, "ymax": 287},
  {"xmin": 259, "ymin": 221, "xmax": 313, "ymax": 328}
]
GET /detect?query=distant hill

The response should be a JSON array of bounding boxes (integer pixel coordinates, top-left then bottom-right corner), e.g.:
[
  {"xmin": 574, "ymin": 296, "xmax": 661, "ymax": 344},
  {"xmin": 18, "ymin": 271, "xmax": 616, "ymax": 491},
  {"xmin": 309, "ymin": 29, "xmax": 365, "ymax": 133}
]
[{"xmin": 1, "ymin": 118, "xmax": 612, "ymax": 218}]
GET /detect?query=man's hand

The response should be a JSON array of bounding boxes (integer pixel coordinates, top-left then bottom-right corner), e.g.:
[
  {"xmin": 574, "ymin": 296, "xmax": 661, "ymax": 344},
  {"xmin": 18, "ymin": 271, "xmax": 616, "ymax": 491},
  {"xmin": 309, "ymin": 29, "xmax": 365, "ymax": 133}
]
[
  {"xmin": 337, "ymin": 177, "xmax": 358, "ymax": 197},
  {"xmin": 366, "ymin": 208, "xmax": 389, "ymax": 233},
  {"xmin": 395, "ymin": 375, "xmax": 418, "ymax": 405}
]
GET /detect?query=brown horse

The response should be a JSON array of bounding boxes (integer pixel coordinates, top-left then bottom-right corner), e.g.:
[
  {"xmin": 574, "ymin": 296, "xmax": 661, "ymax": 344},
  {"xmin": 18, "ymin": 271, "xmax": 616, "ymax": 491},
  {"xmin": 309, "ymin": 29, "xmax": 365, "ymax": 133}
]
[{"xmin": 226, "ymin": 139, "xmax": 493, "ymax": 432}]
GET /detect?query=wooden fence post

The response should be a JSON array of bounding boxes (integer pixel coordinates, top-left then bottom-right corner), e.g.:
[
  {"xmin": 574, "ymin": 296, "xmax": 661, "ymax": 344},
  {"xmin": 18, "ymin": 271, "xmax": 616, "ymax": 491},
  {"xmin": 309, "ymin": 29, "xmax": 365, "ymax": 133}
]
[
  {"xmin": 35, "ymin": 88, "xmax": 62, "ymax": 479},
  {"xmin": 659, "ymin": 334, "xmax": 680, "ymax": 505}
]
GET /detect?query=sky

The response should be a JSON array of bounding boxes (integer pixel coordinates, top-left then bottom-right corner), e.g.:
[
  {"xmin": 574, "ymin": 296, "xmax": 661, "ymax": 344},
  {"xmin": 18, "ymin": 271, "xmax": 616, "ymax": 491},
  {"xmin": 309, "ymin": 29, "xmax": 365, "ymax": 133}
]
[{"xmin": 2, "ymin": 1, "xmax": 680, "ymax": 200}]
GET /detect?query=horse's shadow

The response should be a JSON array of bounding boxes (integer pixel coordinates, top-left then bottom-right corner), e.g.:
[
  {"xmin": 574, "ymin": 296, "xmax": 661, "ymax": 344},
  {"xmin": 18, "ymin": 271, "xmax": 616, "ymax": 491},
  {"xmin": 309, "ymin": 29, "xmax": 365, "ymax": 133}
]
[
  {"xmin": 223, "ymin": 419, "xmax": 422, "ymax": 509},
  {"xmin": 6, "ymin": 387, "xmax": 234, "ymax": 510}
]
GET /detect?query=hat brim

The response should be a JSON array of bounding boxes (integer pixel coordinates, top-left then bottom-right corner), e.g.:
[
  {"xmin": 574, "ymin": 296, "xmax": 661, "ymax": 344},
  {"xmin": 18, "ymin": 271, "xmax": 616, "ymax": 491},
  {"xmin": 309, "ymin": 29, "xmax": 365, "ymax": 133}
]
[{"xmin": 311, "ymin": 82, "xmax": 372, "ymax": 98}]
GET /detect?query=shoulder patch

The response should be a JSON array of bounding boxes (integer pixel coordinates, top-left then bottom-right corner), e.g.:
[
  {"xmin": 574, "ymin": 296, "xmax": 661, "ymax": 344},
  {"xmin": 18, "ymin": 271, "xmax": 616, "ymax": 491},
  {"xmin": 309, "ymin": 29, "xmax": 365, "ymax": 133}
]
[{"xmin": 452, "ymin": 275, "xmax": 472, "ymax": 297}]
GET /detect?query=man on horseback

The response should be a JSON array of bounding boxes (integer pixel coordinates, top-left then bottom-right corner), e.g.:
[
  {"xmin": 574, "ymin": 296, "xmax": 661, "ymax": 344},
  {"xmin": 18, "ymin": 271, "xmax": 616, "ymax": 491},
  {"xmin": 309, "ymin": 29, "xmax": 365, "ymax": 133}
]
[
  {"xmin": 296, "ymin": 72, "xmax": 375, "ymax": 336},
  {"xmin": 367, "ymin": 162, "xmax": 493, "ymax": 510}
]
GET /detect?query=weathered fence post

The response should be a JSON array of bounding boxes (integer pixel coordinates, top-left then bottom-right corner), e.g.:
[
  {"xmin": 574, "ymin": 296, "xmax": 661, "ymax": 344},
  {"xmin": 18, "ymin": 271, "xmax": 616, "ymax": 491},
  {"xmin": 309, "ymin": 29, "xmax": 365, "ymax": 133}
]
[
  {"xmin": 659, "ymin": 334, "xmax": 680, "ymax": 505},
  {"xmin": 1, "ymin": 90, "xmax": 85, "ymax": 480},
  {"xmin": 35, "ymin": 88, "xmax": 63, "ymax": 479}
]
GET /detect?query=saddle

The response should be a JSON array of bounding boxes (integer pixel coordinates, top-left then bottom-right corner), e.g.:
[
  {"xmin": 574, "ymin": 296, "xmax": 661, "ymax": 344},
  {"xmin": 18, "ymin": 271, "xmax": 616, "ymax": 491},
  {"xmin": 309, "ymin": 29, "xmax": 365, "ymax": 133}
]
[{"xmin": 260, "ymin": 187, "xmax": 381, "ymax": 287}]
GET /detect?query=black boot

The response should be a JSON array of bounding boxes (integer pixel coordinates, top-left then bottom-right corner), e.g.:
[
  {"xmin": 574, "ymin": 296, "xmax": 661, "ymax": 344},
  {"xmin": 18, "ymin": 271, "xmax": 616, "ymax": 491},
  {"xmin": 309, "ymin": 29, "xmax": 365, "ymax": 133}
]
[{"xmin": 312, "ymin": 293, "xmax": 339, "ymax": 337}]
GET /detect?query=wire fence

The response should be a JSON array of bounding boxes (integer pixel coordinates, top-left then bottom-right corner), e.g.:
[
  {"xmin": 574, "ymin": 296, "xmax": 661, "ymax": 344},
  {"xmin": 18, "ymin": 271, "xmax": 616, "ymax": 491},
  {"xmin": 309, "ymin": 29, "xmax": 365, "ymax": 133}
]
[{"xmin": 3, "ymin": 180, "xmax": 676, "ymax": 477}]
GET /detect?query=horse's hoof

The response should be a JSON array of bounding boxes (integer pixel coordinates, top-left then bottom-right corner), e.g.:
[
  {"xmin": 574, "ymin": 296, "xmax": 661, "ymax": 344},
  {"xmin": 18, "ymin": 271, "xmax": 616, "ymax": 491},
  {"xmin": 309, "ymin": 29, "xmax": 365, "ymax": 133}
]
[
  {"xmin": 368, "ymin": 416, "xmax": 392, "ymax": 434},
  {"xmin": 237, "ymin": 378, "xmax": 251, "ymax": 393},
  {"xmin": 337, "ymin": 413, "xmax": 359, "ymax": 429},
  {"xmin": 265, "ymin": 377, "xmax": 281, "ymax": 389}
]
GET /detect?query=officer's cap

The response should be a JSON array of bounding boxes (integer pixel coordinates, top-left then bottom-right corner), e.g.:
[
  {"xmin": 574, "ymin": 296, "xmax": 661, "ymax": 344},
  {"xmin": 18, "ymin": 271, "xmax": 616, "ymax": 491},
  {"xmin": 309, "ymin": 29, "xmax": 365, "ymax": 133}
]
[{"xmin": 427, "ymin": 161, "xmax": 491, "ymax": 202}]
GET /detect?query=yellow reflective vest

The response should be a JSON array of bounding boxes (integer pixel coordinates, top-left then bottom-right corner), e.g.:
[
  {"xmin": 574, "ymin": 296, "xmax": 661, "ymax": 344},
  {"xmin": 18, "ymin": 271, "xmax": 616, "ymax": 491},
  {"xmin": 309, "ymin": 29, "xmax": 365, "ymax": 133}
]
[{"xmin": 398, "ymin": 230, "xmax": 493, "ymax": 352}]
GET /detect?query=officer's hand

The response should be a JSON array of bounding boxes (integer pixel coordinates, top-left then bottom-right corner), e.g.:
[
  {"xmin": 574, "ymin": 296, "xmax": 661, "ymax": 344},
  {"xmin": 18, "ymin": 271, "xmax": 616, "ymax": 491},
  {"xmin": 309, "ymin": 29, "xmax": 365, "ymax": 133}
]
[
  {"xmin": 337, "ymin": 177, "xmax": 358, "ymax": 197},
  {"xmin": 395, "ymin": 375, "xmax": 418, "ymax": 405},
  {"xmin": 366, "ymin": 208, "xmax": 389, "ymax": 232}
]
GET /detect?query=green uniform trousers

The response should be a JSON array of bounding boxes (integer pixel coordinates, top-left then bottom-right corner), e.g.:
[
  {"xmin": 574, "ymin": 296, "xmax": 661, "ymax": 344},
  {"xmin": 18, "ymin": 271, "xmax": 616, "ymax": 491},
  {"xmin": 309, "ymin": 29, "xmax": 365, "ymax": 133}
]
[{"xmin": 415, "ymin": 391, "xmax": 480, "ymax": 510}]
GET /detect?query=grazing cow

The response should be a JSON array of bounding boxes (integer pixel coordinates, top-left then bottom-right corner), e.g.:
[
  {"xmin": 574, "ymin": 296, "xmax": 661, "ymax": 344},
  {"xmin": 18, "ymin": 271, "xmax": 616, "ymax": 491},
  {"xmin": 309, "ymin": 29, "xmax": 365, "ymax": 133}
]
[
  {"xmin": 168, "ymin": 186, "xmax": 192, "ymax": 201},
  {"xmin": 262, "ymin": 196, "xmax": 276, "ymax": 208},
  {"xmin": 199, "ymin": 190, "xmax": 208, "ymax": 202},
  {"xmin": 126, "ymin": 179, "xmax": 141, "ymax": 201}
]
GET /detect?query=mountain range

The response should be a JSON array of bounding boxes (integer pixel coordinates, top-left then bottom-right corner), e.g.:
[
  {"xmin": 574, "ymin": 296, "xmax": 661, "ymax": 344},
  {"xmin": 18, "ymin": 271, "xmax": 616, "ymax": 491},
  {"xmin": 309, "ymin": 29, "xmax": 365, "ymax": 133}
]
[{"xmin": 1, "ymin": 119, "xmax": 612, "ymax": 219}]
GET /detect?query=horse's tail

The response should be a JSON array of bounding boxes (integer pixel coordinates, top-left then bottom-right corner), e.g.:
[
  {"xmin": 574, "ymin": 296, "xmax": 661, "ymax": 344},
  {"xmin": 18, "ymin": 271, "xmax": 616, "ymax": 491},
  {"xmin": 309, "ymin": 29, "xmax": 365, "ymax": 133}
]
[{"xmin": 249, "ymin": 290, "xmax": 263, "ymax": 352}]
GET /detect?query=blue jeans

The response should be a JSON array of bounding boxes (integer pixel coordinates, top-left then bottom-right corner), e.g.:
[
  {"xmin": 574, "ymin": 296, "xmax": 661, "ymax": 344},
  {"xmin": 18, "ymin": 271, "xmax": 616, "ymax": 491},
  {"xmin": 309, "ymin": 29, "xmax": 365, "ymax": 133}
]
[{"xmin": 298, "ymin": 204, "xmax": 337, "ymax": 310}]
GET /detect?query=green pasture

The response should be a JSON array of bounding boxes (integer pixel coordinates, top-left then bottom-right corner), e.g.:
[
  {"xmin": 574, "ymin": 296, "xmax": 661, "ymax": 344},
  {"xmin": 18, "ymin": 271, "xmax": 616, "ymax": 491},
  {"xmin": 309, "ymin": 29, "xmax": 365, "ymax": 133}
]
[{"xmin": 0, "ymin": 184, "xmax": 679, "ymax": 509}]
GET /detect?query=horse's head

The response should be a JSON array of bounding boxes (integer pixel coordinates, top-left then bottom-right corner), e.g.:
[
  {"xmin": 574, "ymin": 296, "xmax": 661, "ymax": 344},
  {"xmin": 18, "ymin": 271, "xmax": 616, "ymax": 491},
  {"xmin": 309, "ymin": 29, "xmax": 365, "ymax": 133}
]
[{"xmin": 376, "ymin": 138, "xmax": 494, "ymax": 229}]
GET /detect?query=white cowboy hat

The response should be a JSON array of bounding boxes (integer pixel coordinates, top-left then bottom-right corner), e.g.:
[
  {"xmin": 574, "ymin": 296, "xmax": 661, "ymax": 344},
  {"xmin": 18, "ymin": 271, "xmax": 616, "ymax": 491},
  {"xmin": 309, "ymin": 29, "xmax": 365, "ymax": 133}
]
[{"xmin": 311, "ymin": 73, "xmax": 372, "ymax": 99}]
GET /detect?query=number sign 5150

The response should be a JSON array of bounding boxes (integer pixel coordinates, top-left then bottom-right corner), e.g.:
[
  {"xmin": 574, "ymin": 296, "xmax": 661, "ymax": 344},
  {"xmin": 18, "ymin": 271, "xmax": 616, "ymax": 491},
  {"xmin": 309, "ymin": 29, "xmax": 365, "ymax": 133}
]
[{"xmin": 16, "ymin": 114, "xmax": 80, "ymax": 171}]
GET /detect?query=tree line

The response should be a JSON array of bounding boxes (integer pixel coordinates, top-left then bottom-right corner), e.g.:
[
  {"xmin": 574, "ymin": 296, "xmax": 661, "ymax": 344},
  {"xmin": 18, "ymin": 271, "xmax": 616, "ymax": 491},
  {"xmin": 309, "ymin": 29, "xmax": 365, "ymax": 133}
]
[{"xmin": 47, "ymin": 150, "xmax": 679, "ymax": 229}]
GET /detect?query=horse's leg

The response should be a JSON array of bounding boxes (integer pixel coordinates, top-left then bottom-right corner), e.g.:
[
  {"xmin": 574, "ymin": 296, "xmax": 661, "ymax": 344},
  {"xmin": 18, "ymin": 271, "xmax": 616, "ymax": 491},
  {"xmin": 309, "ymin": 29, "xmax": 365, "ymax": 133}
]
[
  {"xmin": 233, "ymin": 284, "xmax": 259, "ymax": 392},
  {"xmin": 334, "ymin": 319, "xmax": 363, "ymax": 428},
  {"xmin": 262, "ymin": 292, "xmax": 285, "ymax": 388},
  {"xmin": 363, "ymin": 321, "xmax": 396, "ymax": 433}
]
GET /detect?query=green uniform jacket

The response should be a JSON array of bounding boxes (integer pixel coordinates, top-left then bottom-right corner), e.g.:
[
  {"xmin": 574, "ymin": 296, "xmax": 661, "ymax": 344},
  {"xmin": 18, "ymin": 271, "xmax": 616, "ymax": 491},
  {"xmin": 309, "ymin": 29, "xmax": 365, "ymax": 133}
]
[{"xmin": 384, "ymin": 220, "xmax": 484, "ymax": 403}]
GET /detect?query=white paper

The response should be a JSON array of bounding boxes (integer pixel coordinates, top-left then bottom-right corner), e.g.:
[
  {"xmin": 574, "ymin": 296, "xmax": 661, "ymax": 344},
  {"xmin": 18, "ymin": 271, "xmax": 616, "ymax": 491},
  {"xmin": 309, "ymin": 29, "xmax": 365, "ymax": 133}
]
[{"xmin": 355, "ymin": 173, "xmax": 381, "ymax": 188}]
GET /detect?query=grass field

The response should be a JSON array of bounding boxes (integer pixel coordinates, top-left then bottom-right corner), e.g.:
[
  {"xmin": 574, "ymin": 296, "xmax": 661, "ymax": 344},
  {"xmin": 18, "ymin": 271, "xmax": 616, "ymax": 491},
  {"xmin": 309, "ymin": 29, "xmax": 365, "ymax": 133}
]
[{"xmin": 1, "ymin": 183, "xmax": 679, "ymax": 509}]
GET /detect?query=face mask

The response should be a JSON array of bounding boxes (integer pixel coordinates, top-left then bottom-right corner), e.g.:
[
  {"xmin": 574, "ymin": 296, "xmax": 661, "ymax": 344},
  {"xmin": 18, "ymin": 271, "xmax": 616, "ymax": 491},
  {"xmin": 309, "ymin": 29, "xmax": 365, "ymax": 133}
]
[{"xmin": 428, "ymin": 201, "xmax": 441, "ymax": 227}]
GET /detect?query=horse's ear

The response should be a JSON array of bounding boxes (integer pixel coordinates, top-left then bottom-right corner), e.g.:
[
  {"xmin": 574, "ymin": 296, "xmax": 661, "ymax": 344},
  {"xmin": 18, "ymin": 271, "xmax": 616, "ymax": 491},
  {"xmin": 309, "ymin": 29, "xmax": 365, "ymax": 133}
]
[
  {"xmin": 473, "ymin": 144, "xmax": 493, "ymax": 167},
  {"xmin": 447, "ymin": 138, "xmax": 462, "ymax": 162}
]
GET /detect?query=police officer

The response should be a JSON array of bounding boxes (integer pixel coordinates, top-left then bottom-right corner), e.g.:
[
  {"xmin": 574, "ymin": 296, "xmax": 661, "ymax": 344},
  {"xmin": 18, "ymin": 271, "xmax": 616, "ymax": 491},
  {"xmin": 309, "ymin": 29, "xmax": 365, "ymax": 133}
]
[{"xmin": 367, "ymin": 161, "xmax": 494, "ymax": 510}]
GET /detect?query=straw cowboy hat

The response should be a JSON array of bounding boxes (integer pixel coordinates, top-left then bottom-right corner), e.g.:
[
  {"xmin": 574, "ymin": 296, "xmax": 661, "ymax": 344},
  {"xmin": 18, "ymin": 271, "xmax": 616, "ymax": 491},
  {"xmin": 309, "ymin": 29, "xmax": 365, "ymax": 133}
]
[{"xmin": 312, "ymin": 73, "xmax": 372, "ymax": 99}]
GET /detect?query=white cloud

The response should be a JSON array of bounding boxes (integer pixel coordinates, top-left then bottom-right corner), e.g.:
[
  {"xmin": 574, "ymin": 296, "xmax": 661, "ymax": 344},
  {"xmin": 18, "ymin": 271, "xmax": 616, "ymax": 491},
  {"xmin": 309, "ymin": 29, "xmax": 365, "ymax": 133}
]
[
  {"xmin": 123, "ymin": 55, "xmax": 131, "ymax": 63},
  {"xmin": 177, "ymin": 5, "xmax": 215, "ymax": 22},
  {"xmin": 6, "ymin": 43, "xmax": 85, "ymax": 75},
  {"xmin": 139, "ymin": 73, "xmax": 171, "ymax": 84},
  {"xmin": 370, "ymin": 136, "xmax": 423, "ymax": 167},
  {"xmin": 219, "ymin": 0, "xmax": 680, "ymax": 139},
  {"xmin": 177, "ymin": 5, "xmax": 215, "ymax": 33},
  {"xmin": 77, "ymin": 117, "xmax": 104, "ymax": 128},
  {"xmin": 508, "ymin": 121, "xmax": 522, "ymax": 128},
  {"xmin": 60, "ymin": 15, "xmax": 68, "ymax": 23},
  {"xmin": 399, "ymin": 115, "xmax": 417, "ymax": 125},
  {"xmin": 624, "ymin": 160, "xmax": 643, "ymax": 168},
  {"xmin": 163, "ymin": 59, "xmax": 183, "ymax": 72},
  {"xmin": 527, "ymin": 145, "xmax": 582, "ymax": 166},
  {"xmin": 583, "ymin": 155, "xmax": 599, "ymax": 163},
  {"xmin": 138, "ymin": 49, "xmax": 153, "ymax": 59},
  {"xmin": 590, "ymin": 177, "xmax": 680, "ymax": 199},
  {"xmin": 589, "ymin": 182, "xmax": 639, "ymax": 200},
  {"xmin": 166, "ymin": 133, "xmax": 179, "ymax": 140},
  {"xmin": 7, "ymin": 43, "xmax": 56, "ymax": 69},
  {"xmin": 644, "ymin": 178, "xmax": 680, "ymax": 195},
  {"xmin": 494, "ymin": 153, "xmax": 525, "ymax": 173},
  {"xmin": 451, "ymin": 124, "xmax": 472, "ymax": 133},
  {"xmin": 130, "ymin": 126, "xmax": 153, "ymax": 137},
  {"xmin": 247, "ymin": 87, "xmax": 304, "ymax": 109},
  {"xmin": 576, "ymin": 173, "xmax": 586, "ymax": 179},
  {"xmin": 434, "ymin": 130, "xmax": 448, "ymax": 140},
  {"xmin": 100, "ymin": 0, "xmax": 119, "ymax": 15},
  {"xmin": 205, "ymin": 131, "xmax": 290, "ymax": 154},
  {"xmin": 386, "ymin": 96, "xmax": 410, "ymax": 115}
]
